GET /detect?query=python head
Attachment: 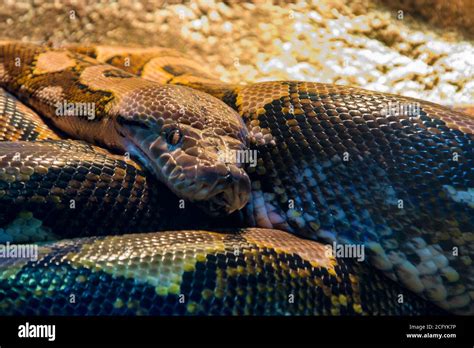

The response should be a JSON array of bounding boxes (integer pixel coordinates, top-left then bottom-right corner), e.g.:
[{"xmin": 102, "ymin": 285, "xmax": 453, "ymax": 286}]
[{"xmin": 112, "ymin": 84, "xmax": 251, "ymax": 215}]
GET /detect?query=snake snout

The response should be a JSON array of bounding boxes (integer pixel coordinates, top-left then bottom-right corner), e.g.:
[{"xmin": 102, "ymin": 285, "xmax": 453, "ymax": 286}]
[{"xmin": 196, "ymin": 163, "xmax": 251, "ymax": 215}]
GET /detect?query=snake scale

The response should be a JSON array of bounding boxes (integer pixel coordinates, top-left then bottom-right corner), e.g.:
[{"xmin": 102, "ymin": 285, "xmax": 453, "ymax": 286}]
[{"xmin": 0, "ymin": 42, "xmax": 472, "ymax": 315}]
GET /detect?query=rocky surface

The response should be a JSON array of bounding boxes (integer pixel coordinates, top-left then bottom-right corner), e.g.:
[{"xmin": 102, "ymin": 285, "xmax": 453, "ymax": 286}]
[{"xmin": 0, "ymin": 0, "xmax": 472, "ymax": 105}]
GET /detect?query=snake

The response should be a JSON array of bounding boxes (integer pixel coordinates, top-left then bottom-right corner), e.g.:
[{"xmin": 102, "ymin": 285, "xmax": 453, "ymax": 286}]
[{"xmin": 0, "ymin": 41, "xmax": 472, "ymax": 315}]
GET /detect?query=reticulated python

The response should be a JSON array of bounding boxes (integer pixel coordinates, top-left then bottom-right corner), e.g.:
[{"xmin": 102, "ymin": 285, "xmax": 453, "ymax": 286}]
[{"xmin": 0, "ymin": 42, "xmax": 472, "ymax": 315}]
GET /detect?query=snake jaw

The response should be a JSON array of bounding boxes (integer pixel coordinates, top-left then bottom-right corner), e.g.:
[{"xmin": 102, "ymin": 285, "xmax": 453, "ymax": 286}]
[{"xmin": 196, "ymin": 166, "xmax": 251, "ymax": 215}]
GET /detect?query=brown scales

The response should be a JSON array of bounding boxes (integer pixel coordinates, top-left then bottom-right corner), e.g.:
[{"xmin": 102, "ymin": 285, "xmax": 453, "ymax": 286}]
[
  {"xmin": 84, "ymin": 45, "xmax": 473, "ymax": 314},
  {"xmin": 0, "ymin": 42, "xmax": 472, "ymax": 315}
]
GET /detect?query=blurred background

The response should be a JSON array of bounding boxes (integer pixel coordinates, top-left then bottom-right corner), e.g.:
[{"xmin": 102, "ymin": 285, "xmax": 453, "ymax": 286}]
[{"xmin": 1, "ymin": 0, "xmax": 473, "ymax": 106}]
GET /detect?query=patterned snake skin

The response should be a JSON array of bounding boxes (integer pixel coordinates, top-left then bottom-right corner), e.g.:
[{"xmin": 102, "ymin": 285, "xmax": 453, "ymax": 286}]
[
  {"xmin": 0, "ymin": 42, "xmax": 472, "ymax": 315},
  {"xmin": 0, "ymin": 42, "xmax": 251, "ymax": 215},
  {"xmin": 0, "ymin": 228, "xmax": 443, "ymax": 315},
  {"xmin": 0, "ymin": 89, "xmax": 439, "ymax": 316}
]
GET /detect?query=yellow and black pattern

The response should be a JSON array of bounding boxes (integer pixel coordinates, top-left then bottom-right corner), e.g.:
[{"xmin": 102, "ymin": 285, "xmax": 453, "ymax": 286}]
[
  {"xmin": 67, "ymin": 44, "xmax": 236, "ymax": 101},
  {"xmin": 0, "ymin": 43, "xmax": 472, "ymax": 315},
  {"xmin": 0, "ymin": 42, "xmax": 251, "ymax": 214},
  {"xmin": 239, "ymin": 81, "xmax": 474, "ymax": 314},
  {"xmin": 0, "ymin": 228, "xmax": 446, "ymax": 315},
  {"xmin": 81, "ymin": 46, "xmax": 473, "ymax": 314},
  {"xmin": 0, "ymin": 140, "xmax": 220, "ymax": 240},
  {"xmin": 0, "ymin": 84, "xmax": 242, "ymax": 241},
  {"xmin": 0, "ymin": 88, "xmax": 59, "ymax": 141}
]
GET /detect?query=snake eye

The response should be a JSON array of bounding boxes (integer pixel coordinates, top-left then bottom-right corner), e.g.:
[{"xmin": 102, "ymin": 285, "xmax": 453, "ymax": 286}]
[{"xmin": 166, "ymin": 129, "xmax": 182, "ymax": 146}]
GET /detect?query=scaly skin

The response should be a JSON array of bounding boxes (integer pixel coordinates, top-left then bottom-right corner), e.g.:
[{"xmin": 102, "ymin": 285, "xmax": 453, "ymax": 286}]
[
  {"xmin": 0, "ymin": 43, "xmax": 471, "ymax": 315},
  {"xmin": 0, "ymin": 92, "xmax": 440, "ymax": 315},
  {"xmin": 0, "ymin": 90, "xmax": 243, "ymax": 240},
  {"xmin": 74, "ymin": 45, "xmax": 474, "ymax": 314},
  {"xmin": 0, "ymin": 140, "xmax": 235, "ymax": 239},
  {"xmin": 0, "ymin": 88, "xmax": 60, "ymax": 141},
  {"xmin": 0, "ymin": 42, "xmax": 251, "ymax": 214},
  {"xmin": 0, "ymin": 228, "xmax": 445, "ymax": 315}
]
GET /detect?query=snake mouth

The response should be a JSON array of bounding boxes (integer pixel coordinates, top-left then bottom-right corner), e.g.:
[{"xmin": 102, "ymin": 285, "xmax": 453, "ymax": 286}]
[{"xmin": 196, "ymin": 175, "xmax": 250, "ymax": 216}]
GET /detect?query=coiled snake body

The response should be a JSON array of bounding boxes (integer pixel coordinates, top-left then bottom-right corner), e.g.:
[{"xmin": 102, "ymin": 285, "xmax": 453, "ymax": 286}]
[{"xmin": 0, "ymin": 42, "xmax": 472, "ymax": 315}]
